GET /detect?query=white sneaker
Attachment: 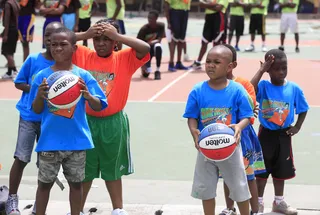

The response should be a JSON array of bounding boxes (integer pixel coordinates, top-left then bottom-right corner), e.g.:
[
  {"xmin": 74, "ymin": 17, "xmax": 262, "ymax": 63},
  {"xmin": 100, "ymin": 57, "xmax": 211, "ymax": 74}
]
[
  {"xmin": 183, "ymin": 53, "xmax": 191, "ymax": 62},
  {"xmin": 262, "ymin": 46, "xmax": 268, "ymax": 52},
  {"xmin": 66, "ymin": 212, "xmax": 84, "ymax": 215},
  {"xmin": 1, "ymin": 73, "xmax": 12, "ymax": 79},
  {"xmin": 6, "ymin": 194, "xmax": 20, "ymax": 215},
  {"xmin": 112, "ymin": 208, "xmax": 129, "ymax": 215},
  {"xmin": 245, "ymin": 45, "xmax": 255, "ymax": 52}
]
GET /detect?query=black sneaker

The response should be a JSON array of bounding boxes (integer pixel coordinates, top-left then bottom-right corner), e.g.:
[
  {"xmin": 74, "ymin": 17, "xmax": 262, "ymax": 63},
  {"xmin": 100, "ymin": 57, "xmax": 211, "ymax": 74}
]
[
  {"xmin": 141, "ymin": 68, "xmax": 150, "ymax": 78},
  {"xmin": 279, "ymin": 46, "xmax": 284, "ymax": 51},
  {"xmin": 295, "ymin": 47, "xmax": 300, "ymax": 53},
  {"xmin": 154, "ymin": 71, "xmax": 161, "ymax": 80}
]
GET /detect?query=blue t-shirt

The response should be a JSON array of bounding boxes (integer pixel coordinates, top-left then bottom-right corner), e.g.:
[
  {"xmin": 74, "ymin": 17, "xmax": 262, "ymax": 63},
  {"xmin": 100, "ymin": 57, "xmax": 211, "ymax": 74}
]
[
  {"xmin": 14, "ymin": 53, "xmax": 54, "ymax": 122},
  {"xmin": 28, "ymin": 66, "xmax": 108, "ymax": 152},
  {"xmin": 183, "ymin": 80, "xmax": 254, "ymax": 131},
  {"xmin": 257, "ymin": 80, "xmax": 309, "ymax": 130}
]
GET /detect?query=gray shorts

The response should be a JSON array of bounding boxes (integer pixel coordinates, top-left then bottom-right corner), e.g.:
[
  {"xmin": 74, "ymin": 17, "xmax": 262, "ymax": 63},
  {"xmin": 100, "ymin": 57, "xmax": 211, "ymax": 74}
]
[
  {"xmin": 14, "ymin": 117, "xmax": 41, "ymax": 163},
  {"xmin": 191, "ymin": 146, "xmax": 251, "ymax": 202},
  {"xmin": 38, "ymin": 151, "xmax": 86, "ymax": 183}
]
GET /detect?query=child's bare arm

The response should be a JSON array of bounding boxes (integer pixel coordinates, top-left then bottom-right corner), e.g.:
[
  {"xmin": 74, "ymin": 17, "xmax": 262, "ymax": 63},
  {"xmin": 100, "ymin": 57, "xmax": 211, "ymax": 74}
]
[
  {"xmin": 102, "ymin": 24, "xmax": 150, "ymax": 60},
  {"xmin": 111, "ymin": 0, "xmax": 122, "ymax": 20},
  {"xmin": 78, "ymin": 78, "xmax": 102, "ymax": 111},
  {"xmin": 251, "ymin": 55, "xmax": 274, "ymax": 93},
  {"xmin": 188, "ymin": 118, "xmax": 200, "ymax": 150},
  {"xmin": 200, "ymin": 1, "xmax": 224, "ymax": 11},
  {"xmin": 286, "ymin": 111, "xmax": 307, "ymax": 136},
  {"xmin": 229, "ymin": 118, "xmax": 250, "ymax": 144},
  {"xmin": 15, "ymin": 83, "xmax": 30, "ymax": 93},
  {"xmin": 43, "ymin": 5, "xmax": 65, "ymax": 15},
  {"xmin": 75, "ymin": 24, "xmax": 103, "ymax": 41},
  {"xmin": 32, "ymin": 79, "xmax": 49, "ymax": 114},
  {"xmin": 2, "ymin": 3, "xmax": 11, "ymax": 42}
]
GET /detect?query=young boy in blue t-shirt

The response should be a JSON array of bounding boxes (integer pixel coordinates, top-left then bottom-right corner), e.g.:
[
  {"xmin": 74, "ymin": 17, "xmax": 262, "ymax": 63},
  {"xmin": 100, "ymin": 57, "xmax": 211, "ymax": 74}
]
[
  {"xmin": 183, "ymin": 45, "xmax": 253, "ymax": 215},
  {"xmin": 251, "ymin": 49, "xmax": 309, "ymax": 215},
  {"xmin": 6, "ymin": 22, "xmax": 64, "ymax": 215},
  {"xmin": 28, "ymin": 27, "xmax": 107, "ymax": 215}
]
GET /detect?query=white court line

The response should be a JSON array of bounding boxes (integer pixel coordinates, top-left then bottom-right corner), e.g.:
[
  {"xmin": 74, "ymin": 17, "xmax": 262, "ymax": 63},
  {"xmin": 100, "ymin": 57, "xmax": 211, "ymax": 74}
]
[
  {"xmin": 147, "ymin": 70, "xmax": 193, "ymax": 102},
  {"xmin": 1, "ymin": 98, "xmax": 320, "ymax": 108}
]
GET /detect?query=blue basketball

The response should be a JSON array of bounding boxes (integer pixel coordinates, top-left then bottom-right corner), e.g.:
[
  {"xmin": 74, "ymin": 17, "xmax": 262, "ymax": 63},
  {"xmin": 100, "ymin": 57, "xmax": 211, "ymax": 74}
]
[{"xmin": 198, "ymin": 123, "xmax": 237, "ymax": 161}]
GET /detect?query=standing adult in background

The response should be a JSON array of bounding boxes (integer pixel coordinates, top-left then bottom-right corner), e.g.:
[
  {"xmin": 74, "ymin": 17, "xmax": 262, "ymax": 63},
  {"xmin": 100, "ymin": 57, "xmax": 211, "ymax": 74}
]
[
  {"xmin": 106, "ymin": 0, "xmax": 125, "ymax": 50},
  {"xmin": 164, "ymin": 0, "xmax": 191, "ymax": 71},
  {"xmin": 278, "ymin": 0, "xmax": 300, "ymax": 52},
  {"xmin": 18, "ymin": 0, "xmax": 39, "ymax": 62},
  {"xmin": 78, "ymin": 0, "xmax": 99, "ymax": 46},
  {"xmin": 62, "ymin": 0, "xmax": 81, "ymax": 31}
]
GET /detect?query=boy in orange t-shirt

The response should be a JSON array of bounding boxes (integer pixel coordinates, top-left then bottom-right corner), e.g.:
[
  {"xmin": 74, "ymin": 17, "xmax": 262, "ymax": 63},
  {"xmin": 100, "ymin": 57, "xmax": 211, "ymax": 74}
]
[{"xmin": 73, "ymin": 19, "xmax": 150, "ymax": 215}]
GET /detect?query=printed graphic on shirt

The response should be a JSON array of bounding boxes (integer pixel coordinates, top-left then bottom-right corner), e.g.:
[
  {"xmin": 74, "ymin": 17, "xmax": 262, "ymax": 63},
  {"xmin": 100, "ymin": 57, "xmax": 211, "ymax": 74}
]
[
  {"xmin": 80, "ymin": 0, "xmax": 90, "ymax": 10},
  {"xmin": 45, "ymin": 0, "xmax": 59, "ymax": 8},
  {"xmin": 48, "ymin": 102, "xmax": 76, "ymax": 119},
  {"xmin": 145, "ymin": 33, "xmax": 157, "ymax": 43},
  {"xmin": 87, "ymin": 70, "xmax": 115, "ymax": 97},
  {"xmin": 261, "ymin": 99, "xmax": 289, "ymax": 127},
  {"xmin": 19, "ymin": 0, "xmax": 29, "ymax": 7},
  {"xmin": 201, "ymin": 107, "xmax": 232, "ymax": 127}
]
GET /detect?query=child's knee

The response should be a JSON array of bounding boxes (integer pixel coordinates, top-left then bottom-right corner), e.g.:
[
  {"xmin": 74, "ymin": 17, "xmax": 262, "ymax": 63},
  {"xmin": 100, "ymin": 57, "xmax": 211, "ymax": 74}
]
[{"xmin": 68, "ymin": 182, "xmax": 82, "ymax": 190}]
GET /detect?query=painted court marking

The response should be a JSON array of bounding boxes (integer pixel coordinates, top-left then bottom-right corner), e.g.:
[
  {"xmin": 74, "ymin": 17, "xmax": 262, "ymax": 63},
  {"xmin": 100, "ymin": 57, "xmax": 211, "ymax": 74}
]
[{"xmin": 147, "ymin": 70, "xmax": 193, "ymax": 102}]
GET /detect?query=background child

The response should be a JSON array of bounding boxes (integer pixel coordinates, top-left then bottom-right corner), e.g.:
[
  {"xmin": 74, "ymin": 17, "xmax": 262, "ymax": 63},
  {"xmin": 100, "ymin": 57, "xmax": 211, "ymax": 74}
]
[
  {"xmin": 164, "ymin": 0, "xmax": 190, "ymax": 71},
  {"xmin": 137, "ymin": 10, "xmax": 164, "ymax": 80},
  {"xmin": 74, "ymin": 19, "xmax": 150, "ymax": 215},
  {"xmin": 0, "ymin": 0, "xmax": 19, "ymax": 79},
  {"xmin": 28, "ymin": 27, "xmax": 107, "ymax": 215},
  {"xmin": 6, "ymin": 21, "xmax": 64, "ymax": 215},
  {"xmin": 245, "ymin": 0, "xmax": 269, "ymax": 52},
  {"xmin": 251, "ymin": 49, "xmax": 309, "ymax": 214},
  {"xmin": 18, "ymin": 0, "xmax": 39, "ymax": 62},
  {"xmin": 228, "ymin": 0, "xmax": 248, "ymax": 51},
  {"xmin": 39, "ymin": 0, "xmax": 66, "ymax": 48},
  {"xmin": 278, "ymin": 0, "xmax": 300, "ymax": 52},
  {"xmin": 183, "ymin": 45, "xmax": 253, "ymax": 215},
  {"xmin": 191, "ymin": 0, "xmax": 229, "ymax": 70},
  {"xmin": 78, "ymin": 0, "xmax": 99, "ymax": 46},
  {"xmin": 62, "ymin": 0, "xmax": 81, "ymax": 31},
  {"xmin": 219, "ymin": 44, "xmax": 266, "ymax": 215}
]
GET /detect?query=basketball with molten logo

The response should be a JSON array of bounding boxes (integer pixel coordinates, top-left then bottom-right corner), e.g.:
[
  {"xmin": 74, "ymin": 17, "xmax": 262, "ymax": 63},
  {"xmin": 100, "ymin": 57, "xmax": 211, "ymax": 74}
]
[
  {"xmin": 47, "ymin": 71, "xmax": 82, "ymax": 109},
  {"xmin": 198, "ymin": 123, "xmax": 237, "ymax": 162}
]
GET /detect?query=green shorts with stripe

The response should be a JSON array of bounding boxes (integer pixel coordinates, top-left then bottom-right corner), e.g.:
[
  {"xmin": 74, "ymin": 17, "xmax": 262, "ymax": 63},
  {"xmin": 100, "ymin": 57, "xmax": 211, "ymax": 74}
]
[{"xmin": 84, "ymin": 111, "xmax": 133, "ymax": 182}]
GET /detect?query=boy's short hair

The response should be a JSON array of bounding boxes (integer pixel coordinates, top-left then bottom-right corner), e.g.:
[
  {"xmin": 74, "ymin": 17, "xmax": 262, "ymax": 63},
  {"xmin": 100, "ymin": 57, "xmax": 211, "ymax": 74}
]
[
  {"xmin": 51, "ymin": 27, "xmax": 77, "ymax": 45},
  {"xmin": 265, "ymin": 49, "xmax": 287, "ymax": 60},
  {"xmin": 222, "ymin": 44, "xmax": 237, "ymax": 62},
  {"xmin": 149, "ymin": 10, "xmax": 159, "ymax": 18},
  {"xmin": 96, "ymin": 18, "xmax": 120, "ymax": 33}
]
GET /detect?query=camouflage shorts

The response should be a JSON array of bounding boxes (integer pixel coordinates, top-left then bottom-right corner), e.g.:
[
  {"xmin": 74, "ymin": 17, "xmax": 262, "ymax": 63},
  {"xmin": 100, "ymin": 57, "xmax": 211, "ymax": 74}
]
[{"xmin": 38, "ymin": 151, "xmax": 86, "ymax": 183}]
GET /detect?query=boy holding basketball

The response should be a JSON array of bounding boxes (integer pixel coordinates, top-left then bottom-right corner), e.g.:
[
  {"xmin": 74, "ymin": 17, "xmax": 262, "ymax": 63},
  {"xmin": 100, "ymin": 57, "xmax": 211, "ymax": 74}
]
[
  {"xmin": 6, "ymin": 22, "xmax": 64, "ymax": 215},
  {"xmin": 183, "ymin": 45, "xmax": 253, "ymax": 215},
  {"xmin": 251, "ymin": 49, "xmax": 308, "ymax": 214},
  {"xmin": 28, "ymin": 27, "xmax": 107, "ymax": 215},
  {"xmin": 218, "ymin": 44, "xmax": 266, "ymax": 215}
]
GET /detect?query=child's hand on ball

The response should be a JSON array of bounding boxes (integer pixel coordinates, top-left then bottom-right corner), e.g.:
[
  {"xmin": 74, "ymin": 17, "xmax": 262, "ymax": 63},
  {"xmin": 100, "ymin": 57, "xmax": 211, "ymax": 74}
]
[
  {"xmin": 78, "ymin": 78, "xmax": 93, "ymax": 100},
  {"xmin": 36, "ymin": 78, "xmax": 49, "ymax": 100}
]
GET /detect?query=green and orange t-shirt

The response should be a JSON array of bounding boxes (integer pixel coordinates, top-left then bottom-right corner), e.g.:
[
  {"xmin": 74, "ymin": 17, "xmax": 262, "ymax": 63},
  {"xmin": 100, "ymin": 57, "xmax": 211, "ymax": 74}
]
[
  {"xmin": 234, "ymin": 77, "xmax": 256, "ymax": 124},
  {"xmin": 72, "ymin": 45, "xmax": 150, "ymax": 117}
]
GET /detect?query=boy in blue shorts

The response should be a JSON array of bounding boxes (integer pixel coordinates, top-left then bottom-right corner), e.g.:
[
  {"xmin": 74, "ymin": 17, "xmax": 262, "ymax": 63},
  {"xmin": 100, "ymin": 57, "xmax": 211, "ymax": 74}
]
[
  {"xmin": 219, "ymin": 44, "xmax": 266, "ymax": 215},
  {"xmin": 28, "ymin": 27, "xmax": 107, "ymax": 215},
  {"xmin": 18, "ymin": 0, "xmax": 38, "ymax": 61},
  {"xmin": 39, "ymin": 0, "xmax": 67, "ymax": 48},
  {"xmin": 251, "ymin": 49, "xmax": 309, "ymax": 215},
  {"xmin": 6, "ymin": 21, "xmax": 64, "ymax": 215},
  {"xmin": 183, "ymin": 45, "xmax": 253, "ymax": 215}
]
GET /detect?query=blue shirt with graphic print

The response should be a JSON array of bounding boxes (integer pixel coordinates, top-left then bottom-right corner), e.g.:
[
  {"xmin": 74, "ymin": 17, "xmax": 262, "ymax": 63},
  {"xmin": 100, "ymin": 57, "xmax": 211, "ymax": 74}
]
[
  {"xmin": 14, "ymin": 53, "xmax": 55, "ymax": 122},
  {"xmin": 183, "ymin": 80, "xmax": 254, "ymax": 131},
  {"xmin": 28, "ymin": 66, "xmax": 108, "ymax": 152},
  {"xmin": 257, "ymin": 80, "xmax": 309, "ymax": 130}
]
